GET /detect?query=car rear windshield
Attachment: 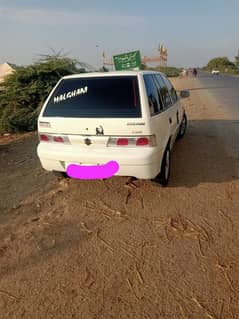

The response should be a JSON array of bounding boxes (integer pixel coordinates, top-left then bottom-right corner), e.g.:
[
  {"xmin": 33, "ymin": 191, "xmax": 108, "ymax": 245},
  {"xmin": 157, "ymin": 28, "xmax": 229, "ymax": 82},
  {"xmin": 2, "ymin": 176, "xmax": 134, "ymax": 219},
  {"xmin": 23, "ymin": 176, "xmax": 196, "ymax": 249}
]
[{"xmin": 43, "ymin": 76, "xmax": 141, "ymax": 118}]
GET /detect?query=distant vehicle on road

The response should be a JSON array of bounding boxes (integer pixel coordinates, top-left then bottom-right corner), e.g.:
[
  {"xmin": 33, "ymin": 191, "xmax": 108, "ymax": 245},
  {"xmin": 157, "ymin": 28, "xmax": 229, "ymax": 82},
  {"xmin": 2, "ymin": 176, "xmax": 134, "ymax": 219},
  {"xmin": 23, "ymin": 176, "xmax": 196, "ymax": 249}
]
[
  {"xmin": 211, "ymin": 69, "xmax": 220, "ymax": 75},
  {"xmin": 37, "ymin": 71, "xmax": 189, "ymax": 186},
  {"xmin": 192, "ymin": 68, "xmax": 198, "ymax": 77},
  {"xmin": 181, "ymin": 68, "xmax": 188, "ymax": 77}
]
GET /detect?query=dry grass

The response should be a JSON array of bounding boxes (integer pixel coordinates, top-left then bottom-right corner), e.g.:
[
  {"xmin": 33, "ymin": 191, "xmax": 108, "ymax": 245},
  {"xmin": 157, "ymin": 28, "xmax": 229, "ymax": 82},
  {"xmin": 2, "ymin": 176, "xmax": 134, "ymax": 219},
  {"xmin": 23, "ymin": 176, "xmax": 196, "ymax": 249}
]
[
  {"xmin": 177, "ymin": 302, "xmax": 189, "ymax": 319},
  {"xmin": 135, "ymin": 265, "xmax": 144, "ymax": 285},
  {"xmin": 96, "ymin": 229, "xmax": 114, "ymax": 253},
  {"xmin": 0, "ymin": 290, "xmax": 20, "ymax": 301},
  {"xmin": 79, "ymin": 222, "xmax": 93, "ymax": 234},
  {"xmin": 154, "ymin": 214, "xmax": 211, "ymax": 244},
  {"xmin": 126, "ymin": 278, "xmax": 139, "ymax": 300},
  {"xmin": 215, "ymin": 261, "xmax": 237, "ymax": 294},
  {"xmin": 85, "ymin": 200, "xmax": 127, "ymax": 220},
  {"xmin": 191, "ymin": 296, "xmax": 216, "ymax": 319},
  {"xmin": 218, "ymin": 209, "xmax": 234, "ymax": 230}
]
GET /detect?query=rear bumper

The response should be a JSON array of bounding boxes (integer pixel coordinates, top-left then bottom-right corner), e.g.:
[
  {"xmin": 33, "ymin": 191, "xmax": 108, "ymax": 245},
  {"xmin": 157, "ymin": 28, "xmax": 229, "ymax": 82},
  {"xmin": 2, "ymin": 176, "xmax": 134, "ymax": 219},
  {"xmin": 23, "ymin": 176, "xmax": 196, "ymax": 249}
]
[{"xmin": 37, "ymin": 143, "xmax": 164, "ymax": 179}]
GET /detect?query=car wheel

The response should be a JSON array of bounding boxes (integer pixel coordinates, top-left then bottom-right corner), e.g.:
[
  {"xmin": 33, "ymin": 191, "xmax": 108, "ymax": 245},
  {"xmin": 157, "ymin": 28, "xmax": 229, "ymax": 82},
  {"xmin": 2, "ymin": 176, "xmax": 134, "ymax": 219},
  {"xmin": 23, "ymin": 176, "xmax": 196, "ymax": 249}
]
[
  {"xmin": 53, "ymin": 171, "xmax": 68, "ymax": 179},
  {"xmin": 177, "ymin": 113, "xmax": 187, "ymax": 139},
  {"xmin": 153, "ymin": 146, "xmax": 171, "ymax": 186}
]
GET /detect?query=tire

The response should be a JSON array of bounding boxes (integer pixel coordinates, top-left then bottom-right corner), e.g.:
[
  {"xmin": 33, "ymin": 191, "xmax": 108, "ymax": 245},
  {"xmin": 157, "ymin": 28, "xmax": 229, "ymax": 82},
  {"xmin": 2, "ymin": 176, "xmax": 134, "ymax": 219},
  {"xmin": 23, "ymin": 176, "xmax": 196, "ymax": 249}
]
[
  {"xmin": 154, "ymin": 146, "xmax": 171, "ymax": 186},
  {"xmin": 53, "ymin": 171, "xmax": 68, "ymax": 179},
  {"xmin": 177, "ymin": 113, "xmax": 187, "ymax": 139}
]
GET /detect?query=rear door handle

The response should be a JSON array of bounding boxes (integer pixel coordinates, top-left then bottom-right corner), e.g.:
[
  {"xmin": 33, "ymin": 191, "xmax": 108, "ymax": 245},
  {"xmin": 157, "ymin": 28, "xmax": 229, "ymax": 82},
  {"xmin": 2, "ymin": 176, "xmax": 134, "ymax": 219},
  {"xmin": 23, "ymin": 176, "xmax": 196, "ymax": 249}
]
[{"xmin": 169, "ymin": 117, "xmax": 172, "ymax": 124}]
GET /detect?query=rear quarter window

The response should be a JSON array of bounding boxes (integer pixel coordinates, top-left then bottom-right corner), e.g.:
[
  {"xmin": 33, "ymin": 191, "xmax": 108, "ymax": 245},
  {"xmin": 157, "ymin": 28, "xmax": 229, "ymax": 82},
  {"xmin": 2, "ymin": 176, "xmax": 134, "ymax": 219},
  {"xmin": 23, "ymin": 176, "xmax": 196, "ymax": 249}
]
[
  {"xmin": 143, "ymin": 74, "xmax": 163, "ymax": 116},
  {"xmin": 161, "ymin": 74, "xmax": 178, "ymax": 104},
  {"xmin": 154, "ymin": 74, "xmax": 173, "ymax": 109},
  {"xmin": 43, "ymin": 76, "xmax": 141, "ymax": 118}
]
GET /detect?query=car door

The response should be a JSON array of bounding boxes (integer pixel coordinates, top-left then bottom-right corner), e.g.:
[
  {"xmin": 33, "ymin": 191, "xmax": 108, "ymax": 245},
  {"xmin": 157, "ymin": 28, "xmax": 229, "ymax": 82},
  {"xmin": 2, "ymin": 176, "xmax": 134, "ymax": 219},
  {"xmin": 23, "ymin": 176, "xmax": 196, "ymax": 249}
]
[
  {"xmin": 156, "ymin": 74, "xmax": 180, "ymax": 144},
  {"xmin": 160, "ymin": 74, "xmax": 182, "ymax": 141},
  {"xmin": 143, "ymin": 74, "xmax": 170, "ymax": 158},
  {"xmin": 153, "ymin": 74, "xmax": 177, "ymax": 146}
]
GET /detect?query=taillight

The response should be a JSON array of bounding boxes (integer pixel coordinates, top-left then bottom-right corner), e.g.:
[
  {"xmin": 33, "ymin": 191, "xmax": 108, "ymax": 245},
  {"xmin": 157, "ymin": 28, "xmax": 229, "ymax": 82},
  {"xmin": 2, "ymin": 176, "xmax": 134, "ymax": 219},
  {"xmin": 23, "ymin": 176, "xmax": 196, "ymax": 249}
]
[
  {"xmin": 107, "ymin": 135, "xmax": 156, "ymax": 147},
  {"xmin": 40, "ymin": 134, "xmax": 49, "ymax": 142},
  {"xmin": 39, "ymin": 134, "xmax": 69, "ymax": 144},
  {"xmin": 117, "ymin": 138, "xmax": 129, "ymax": 146},
  {"xmin": 136, "ymin": 137, "xmax": 149, "ymax": 146},
  {"xmin": 53, "ymin": 136, "xmax": 64, "ymax": 143}
]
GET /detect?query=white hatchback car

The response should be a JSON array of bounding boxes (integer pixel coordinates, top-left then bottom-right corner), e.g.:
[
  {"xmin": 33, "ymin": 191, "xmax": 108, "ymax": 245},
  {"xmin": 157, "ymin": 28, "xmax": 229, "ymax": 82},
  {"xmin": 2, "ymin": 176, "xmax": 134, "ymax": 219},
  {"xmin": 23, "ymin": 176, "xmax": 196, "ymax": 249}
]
[
  {"xmin": 211, "ymin": 69, "xmax": 220, "ymax": 75},
  {"xmin": 37, "ymin": 71, "xmax": 189, "ymax": 186}
]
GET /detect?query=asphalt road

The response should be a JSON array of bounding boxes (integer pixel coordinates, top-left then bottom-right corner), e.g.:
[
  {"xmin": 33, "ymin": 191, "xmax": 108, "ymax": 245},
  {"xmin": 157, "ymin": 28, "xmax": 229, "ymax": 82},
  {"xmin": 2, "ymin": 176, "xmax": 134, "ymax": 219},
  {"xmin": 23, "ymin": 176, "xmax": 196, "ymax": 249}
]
[
  {"xmin": 197, "ymin": 71, "xmax": 239, "ymax": 118},
  {"xmin": 183, "ymin": 71, "xmax": 239, "ymax": 163}
]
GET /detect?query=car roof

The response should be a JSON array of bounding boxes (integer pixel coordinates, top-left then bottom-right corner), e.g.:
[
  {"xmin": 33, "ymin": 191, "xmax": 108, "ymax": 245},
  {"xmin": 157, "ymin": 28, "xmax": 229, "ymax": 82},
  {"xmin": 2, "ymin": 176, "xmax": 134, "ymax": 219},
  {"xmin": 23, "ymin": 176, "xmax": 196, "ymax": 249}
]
[{"xmin": 62, "ymin": 70, "xmax": 165, "ymax": 80}]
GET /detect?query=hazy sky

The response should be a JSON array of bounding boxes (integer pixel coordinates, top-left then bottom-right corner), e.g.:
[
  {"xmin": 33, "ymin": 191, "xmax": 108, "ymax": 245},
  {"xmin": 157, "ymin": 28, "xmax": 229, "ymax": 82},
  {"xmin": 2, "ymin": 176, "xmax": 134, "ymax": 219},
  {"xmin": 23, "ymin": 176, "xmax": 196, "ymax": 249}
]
[{"xmin": 0, "ymin": 0, "xmax": 238, "ymax": 68}]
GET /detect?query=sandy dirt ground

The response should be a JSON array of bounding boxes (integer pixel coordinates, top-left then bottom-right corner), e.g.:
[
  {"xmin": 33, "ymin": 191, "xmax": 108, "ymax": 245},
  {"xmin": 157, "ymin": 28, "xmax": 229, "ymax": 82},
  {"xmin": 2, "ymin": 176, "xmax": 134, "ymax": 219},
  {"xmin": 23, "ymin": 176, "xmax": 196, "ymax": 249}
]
[{"xmin": 0, "ymin": 76, "xmax": 239, "ymax": 319}]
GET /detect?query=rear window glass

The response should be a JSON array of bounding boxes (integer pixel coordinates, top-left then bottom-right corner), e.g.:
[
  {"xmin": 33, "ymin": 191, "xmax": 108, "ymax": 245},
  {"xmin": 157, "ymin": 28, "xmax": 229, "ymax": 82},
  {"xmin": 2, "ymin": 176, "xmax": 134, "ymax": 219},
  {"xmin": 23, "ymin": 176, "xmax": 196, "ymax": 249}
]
[{"xmin": 43, "ymin": 76, "xmax": 141, "ymax": 118}]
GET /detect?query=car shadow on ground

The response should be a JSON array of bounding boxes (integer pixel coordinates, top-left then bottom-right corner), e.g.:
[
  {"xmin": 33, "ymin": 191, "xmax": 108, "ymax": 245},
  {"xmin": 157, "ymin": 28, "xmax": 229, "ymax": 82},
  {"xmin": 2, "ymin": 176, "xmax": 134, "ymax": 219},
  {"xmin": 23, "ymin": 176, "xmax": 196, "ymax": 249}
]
[{"xmin": 169, "ymin": 119, "xmax": 239, "ymax": 188}]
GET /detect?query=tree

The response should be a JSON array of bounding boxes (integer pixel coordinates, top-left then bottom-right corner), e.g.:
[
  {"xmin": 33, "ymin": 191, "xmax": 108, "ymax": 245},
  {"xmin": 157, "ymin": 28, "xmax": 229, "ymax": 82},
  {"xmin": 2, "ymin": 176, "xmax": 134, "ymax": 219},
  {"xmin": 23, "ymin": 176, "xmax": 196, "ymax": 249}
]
[
  {"xmin": 0, "ymin": 54, "xmax": 85, "ymax": 133},
  {"xmin": 206, "ymin": 57, "xmax": 235, "ymax": 70},
  {"xmin": 235, "ymin": 50, "xmax": 239, "ymax": 67}
]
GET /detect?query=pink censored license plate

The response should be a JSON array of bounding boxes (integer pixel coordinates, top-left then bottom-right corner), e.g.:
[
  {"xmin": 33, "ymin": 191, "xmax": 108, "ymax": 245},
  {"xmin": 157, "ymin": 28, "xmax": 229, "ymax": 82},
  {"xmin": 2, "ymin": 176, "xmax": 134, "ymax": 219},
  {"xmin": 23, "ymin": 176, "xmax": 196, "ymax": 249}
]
[{"xmin": 66, "ymin": 161, "xmax": 119, "ymax": 180}]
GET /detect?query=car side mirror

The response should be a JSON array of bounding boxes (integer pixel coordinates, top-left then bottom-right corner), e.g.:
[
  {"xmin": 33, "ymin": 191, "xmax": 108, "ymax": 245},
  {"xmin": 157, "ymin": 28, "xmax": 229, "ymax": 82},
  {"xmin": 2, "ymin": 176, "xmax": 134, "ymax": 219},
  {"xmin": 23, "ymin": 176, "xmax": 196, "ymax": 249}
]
[{"xmin": 180, "ymin": 90, "xmax": 190, "ymax": 98}]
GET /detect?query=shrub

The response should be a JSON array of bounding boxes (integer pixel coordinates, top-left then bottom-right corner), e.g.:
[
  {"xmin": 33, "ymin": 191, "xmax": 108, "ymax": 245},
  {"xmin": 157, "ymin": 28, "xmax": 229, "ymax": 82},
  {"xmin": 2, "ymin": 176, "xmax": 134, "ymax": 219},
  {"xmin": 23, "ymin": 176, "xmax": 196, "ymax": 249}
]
[
  {"xmin": 155, "ymin": 66, "xmax": 181, "ymax": 77},
  {"xmin": 0, "ymin": 107, "xmax": 36, "ymax": 133},
  {"xmin": 141, "ymin": 65, "xmax": 181, "ymax": 77},
  {"xmin": 0, "ymin": 54, "xmax": 85, "ymax": 134}
]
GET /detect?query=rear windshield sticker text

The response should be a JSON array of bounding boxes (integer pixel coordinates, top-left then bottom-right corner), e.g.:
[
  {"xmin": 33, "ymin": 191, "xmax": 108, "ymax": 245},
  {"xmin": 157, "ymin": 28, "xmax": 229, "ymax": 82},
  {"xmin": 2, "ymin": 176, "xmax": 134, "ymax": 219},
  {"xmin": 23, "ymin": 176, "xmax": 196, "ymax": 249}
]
[{"xmin": 53, "ymin": 86, "xmax": 88, "ymax": 104}]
